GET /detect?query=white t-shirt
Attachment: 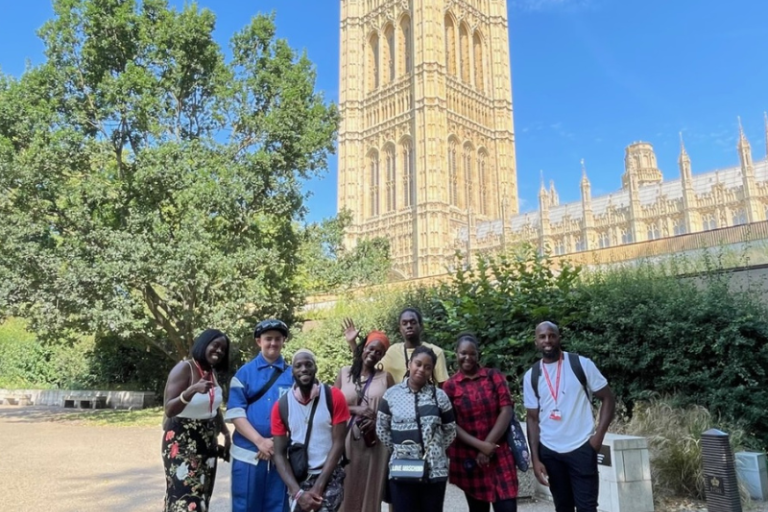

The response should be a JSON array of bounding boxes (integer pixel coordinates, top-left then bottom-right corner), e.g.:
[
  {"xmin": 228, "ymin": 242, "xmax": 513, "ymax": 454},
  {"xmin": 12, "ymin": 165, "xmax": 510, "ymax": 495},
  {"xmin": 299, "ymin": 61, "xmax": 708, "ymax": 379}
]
[{"xmin": 523, "ymin": 352, "xmax": 608, "ymax": 453}]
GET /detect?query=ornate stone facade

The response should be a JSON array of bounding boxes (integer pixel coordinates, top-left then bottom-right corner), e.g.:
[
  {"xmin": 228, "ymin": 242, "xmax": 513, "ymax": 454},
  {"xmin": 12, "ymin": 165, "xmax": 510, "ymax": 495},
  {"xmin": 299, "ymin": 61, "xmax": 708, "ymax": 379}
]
[
  {"xmin": 337, "ymin": 0, "xmax": 518, "ymax": 278},
  {"xmin": 338, "ymin": 1, "xmax": 768, "ymax": 279},
  {"xmin": 459, "ymin": 117, "xmax": 768, "ymax": 260}
]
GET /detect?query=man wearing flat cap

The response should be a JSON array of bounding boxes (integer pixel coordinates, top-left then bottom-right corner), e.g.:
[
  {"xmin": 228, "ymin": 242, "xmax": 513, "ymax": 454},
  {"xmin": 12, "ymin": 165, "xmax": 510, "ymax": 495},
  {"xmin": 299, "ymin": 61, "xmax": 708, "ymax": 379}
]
[{"xmin": 226, "ymin": 319, "xmax": 296, "ymax": 512}]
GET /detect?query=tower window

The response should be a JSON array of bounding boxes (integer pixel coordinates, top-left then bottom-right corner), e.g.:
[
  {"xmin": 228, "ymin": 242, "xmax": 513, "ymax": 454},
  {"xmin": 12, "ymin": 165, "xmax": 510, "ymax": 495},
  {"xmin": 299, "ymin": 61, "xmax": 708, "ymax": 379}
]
[
  {"xmin": 459, "ymin": 23, "xmax": 470, "ymax": 84},
  {"xmin": 368, "ymin": 33, "xmax": 379, "ymax": 91},
  {"xmin": 385, "ymin": 146, "xmax": 396, "ymax": 212},
  {"xmin": 473, "ymin": 31, "xmax": 484, "ymax": 92},
  {"xmin": 402, "ymin": 140, "xmax": 414, "ymax": 207},
  {"xmin": 369, "ymin": 152, "xmax": 380, "ymax": 217},
  {"xmin": 445, "ymin": 15, "xmax": 457, "ymax": 77},
  {"xmin": 478, "ymin": 152, "xmax": 487, "ymax": 215},
  {"xmin": 449, "ymin": 140, "xmax": 458, "ymax": 206}
]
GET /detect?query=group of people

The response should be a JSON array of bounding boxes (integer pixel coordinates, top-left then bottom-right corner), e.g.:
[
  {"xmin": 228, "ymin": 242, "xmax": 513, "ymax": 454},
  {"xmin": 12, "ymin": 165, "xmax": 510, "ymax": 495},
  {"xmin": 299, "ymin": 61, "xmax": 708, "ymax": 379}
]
[{"xmin": 161, "ymin": 311, "xmax": 615, "ymax": 512}]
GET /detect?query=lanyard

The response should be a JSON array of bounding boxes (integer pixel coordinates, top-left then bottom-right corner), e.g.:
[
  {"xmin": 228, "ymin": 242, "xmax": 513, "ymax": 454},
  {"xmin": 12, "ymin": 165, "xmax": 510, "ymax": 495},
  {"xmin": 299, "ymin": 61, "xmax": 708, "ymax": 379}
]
[
  {"xmin": 541, "ymin": 354, "xmax": 562, "ymax": 406},
  {"xmin": 194, "ymin": 361, "xmax": 216, "ymax": 414}
]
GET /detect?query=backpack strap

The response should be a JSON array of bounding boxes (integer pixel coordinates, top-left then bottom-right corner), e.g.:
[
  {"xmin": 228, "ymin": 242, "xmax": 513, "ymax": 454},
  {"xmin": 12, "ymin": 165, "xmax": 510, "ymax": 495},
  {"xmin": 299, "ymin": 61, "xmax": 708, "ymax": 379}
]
[
  {"xmin": 279, "ymin": 384, "xmax": 335, "ymax": 435},
  {"xmin": 530, "ymin": 361, "xmax": 541, "ymax": 401},
  {"xmin": 278, "ymin": 392, "xmax": 290, "ymax": 433},
  {"xmin": 529, "ymin": 352, "xmax": 591, "ymax": 405},
  {"xmin": 567, "ymin": 352, "xmax": 591, "ymax": 402},
  {"xmin": 324, "ymin": 384, "xmax": 334, "ymax": 417}
]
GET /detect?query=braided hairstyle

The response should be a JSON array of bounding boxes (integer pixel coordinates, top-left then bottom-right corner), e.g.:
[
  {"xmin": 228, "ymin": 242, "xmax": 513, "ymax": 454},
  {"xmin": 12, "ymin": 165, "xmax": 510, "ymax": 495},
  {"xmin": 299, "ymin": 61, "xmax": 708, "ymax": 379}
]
[
  {"xmin": 348, "ymin": 335, "xmax": 367, "ymax": 384},
  {"xmin": 408, "ymin": 345, "xmax": 438, "ymax": 386}
]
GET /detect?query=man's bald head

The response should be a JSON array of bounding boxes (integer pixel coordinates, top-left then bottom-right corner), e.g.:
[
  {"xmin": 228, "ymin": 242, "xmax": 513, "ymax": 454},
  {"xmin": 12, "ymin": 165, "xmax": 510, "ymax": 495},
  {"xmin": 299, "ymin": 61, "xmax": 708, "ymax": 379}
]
[
  {"xmin": 535, "ymin": 321, "xmax": 562, "ymax": 362},
  {"xmin": 535, "ymin": 321, "xmax": 560, "ymax": 336}
]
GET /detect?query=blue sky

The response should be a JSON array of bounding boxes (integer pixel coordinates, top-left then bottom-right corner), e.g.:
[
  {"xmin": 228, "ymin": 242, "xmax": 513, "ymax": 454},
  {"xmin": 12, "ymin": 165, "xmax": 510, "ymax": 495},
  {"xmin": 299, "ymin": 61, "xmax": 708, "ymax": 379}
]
[{"xmin": 1, "ymin": 0, "xmax": 767, "ymax": 221}]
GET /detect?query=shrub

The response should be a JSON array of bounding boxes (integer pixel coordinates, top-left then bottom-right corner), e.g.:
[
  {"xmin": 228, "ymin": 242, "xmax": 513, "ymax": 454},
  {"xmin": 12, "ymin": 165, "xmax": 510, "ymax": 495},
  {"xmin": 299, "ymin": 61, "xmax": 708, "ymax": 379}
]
[
  {"xmin": 622, "ymin": 397, "xmax": 756, "ymax": 501},
  {"xmin": 567, "ymin": 261, "xmax": 768, "ymax": 447},
  {"xmin": 290, "ymin": 289, "xmax": 409, "ymax": 383}
]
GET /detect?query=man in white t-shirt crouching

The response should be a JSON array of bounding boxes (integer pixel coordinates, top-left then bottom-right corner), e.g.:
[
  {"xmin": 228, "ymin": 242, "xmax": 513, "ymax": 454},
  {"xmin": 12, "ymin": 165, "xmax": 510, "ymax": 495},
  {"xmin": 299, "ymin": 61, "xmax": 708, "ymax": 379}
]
[{"xmin": 524, "ymin": 321, "xmax": 616, "ymax": 512}]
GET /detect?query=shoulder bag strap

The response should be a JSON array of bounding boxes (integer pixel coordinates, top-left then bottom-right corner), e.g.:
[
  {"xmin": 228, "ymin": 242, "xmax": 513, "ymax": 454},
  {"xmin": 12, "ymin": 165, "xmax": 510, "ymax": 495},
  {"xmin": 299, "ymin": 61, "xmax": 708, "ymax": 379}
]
[
  {"xmin": 402, "ymin": 345, "xmax": 410, "ymax": 380},
  {"xmin": 247, "ymin": 365, "xmax": 284, "ymax": 406},
  {"xmin": 347, "ymin": 373, "xmax": 374, "ymax": 427},
  {"xmin": 414, "ymin": 385, "xmax": 439, "ymax": 457},
  {"xmin": 303, "ymin": 390, "xmax": 322, "ymax": 445}
]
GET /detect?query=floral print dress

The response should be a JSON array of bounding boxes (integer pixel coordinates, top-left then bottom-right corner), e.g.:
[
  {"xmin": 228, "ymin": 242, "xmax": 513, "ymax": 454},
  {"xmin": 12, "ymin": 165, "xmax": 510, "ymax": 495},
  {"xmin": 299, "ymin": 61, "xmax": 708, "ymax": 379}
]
[{"xmin": 162, "ymin": 416, "xmax": 219, "ymax": 512}]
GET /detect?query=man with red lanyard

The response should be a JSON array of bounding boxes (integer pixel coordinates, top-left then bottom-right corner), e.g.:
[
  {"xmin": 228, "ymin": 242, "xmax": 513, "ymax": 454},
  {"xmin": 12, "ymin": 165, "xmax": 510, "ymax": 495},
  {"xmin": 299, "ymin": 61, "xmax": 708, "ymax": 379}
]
[{"xmin": 523, "ymin": 321, "xmax": 615, "ymax": 512}]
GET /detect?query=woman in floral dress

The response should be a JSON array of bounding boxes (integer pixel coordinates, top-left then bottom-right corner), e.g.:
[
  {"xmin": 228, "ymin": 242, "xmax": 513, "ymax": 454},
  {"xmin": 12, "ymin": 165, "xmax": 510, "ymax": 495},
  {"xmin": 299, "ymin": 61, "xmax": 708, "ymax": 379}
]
[{"xmin": 162, "ymin": 329, "xmax": 231, "ymax": 512}]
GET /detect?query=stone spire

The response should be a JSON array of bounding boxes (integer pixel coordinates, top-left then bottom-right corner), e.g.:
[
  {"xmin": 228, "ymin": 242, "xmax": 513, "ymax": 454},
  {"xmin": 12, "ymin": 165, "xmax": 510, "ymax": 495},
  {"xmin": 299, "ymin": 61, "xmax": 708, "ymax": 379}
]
[
  {"xmin": 538, "ymin": 171, "xmax": 550, "ymax": 253},
  {"xmin": 738, "ymin": 116, "xmax": 754, "ymax": 171},
  {"xmin": 678, "ymin": 132, "xmax": 692, "ymax": 182},
  {"xmin": 737, "ymin": 117, "xmax": 758, "ymax": 222},
  {"xmin": 580, "ymin": 159, "xmax": 594, "ymax": 250},
  {"xmin": 679, "ymin": 133, "xmax": 695, "ymax": 234},
  {"xmin": 580, "ymin": 159, "xmax": 591, "ymax": 198},
  {"xmin": 549, "ymin": 180, "xmax": 559, "ymax": 206}
]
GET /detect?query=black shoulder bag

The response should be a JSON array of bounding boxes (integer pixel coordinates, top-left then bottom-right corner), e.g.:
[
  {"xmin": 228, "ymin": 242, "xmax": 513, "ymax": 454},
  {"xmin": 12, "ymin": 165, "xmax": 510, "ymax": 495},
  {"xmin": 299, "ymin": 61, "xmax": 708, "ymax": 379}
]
[
  {"xmin": 388, "ymin": 386, "xmax": 437, "ymax": 482},
  {"xmin": 278, "ymin": 385, "xmax": 333, "ymax": 482}
]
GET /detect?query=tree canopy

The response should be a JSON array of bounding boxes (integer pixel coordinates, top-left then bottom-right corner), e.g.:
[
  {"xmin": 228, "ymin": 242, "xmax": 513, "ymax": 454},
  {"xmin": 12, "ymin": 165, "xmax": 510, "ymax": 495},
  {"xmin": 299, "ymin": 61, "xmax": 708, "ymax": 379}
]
[{"xmin": 0, "ymin": 0, "xmax": 338, "ymax": 360}]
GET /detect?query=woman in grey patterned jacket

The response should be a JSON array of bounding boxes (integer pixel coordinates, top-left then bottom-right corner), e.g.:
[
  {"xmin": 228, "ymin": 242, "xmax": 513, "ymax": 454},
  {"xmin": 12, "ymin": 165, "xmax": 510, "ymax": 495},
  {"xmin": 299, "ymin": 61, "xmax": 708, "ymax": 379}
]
[{"xmin": 376, "ymin": 345, "xmax": 457, "ymax": 512}]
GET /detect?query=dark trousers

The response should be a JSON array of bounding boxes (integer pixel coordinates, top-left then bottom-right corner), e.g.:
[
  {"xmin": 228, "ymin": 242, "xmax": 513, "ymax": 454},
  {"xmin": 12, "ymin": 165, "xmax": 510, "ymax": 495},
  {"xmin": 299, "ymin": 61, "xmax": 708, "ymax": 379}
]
[
  {"xmin": 389, "ymin": 479, "xmax": 447, "ymax": 512},
  {"xmin": 539, "ymin": 441, "xmax": 599, "ymax": 512},
  {"xmin": 465, "ymin": 493, "xmax": 518, "ymax": 512}
]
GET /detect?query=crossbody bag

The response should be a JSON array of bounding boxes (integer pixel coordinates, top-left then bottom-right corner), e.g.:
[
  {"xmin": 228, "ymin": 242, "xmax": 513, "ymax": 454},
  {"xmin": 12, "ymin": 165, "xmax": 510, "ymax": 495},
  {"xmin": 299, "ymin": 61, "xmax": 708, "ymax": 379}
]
[{"xmin": 389, "ymin": 386, "xmax": 437, "ymax": 482}]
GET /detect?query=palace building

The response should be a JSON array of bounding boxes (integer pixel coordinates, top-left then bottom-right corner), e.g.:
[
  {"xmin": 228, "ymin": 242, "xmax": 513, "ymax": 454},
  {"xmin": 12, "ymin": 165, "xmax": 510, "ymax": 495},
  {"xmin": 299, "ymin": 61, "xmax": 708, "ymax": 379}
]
[
  {"xmin": 458, "ymin": 121, "xmax": 768, "ymax": 264},
  {"xmin": 337, "ymin": 0, "xmax": 768, "ymax": 278}
]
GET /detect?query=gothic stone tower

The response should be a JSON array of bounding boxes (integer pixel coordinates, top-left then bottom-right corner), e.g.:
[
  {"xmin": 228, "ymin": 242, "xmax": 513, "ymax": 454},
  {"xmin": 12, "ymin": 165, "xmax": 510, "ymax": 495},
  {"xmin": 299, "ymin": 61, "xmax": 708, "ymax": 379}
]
[{"xmin": 337, "ymin": 0, "xmax": 519, "ymax": 278}]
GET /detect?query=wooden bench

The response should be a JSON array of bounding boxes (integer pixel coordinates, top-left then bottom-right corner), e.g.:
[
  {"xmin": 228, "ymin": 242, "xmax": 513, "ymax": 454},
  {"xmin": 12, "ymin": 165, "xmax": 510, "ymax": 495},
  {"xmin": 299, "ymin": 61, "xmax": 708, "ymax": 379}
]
[
  {"xmin": 62, "ymin": 394, "xmax": 107, "ymax": 409},
  {"xmin": 2, "ymin": 393, "xmax": 32, "ymax": 406}
]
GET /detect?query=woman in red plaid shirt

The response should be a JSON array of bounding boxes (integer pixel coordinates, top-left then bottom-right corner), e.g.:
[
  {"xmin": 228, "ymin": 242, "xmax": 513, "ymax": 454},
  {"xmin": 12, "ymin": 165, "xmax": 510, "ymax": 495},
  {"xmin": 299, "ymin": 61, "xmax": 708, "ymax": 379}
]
[{"xmin": 443, "ymin": 333, "xmax": 518, "ymax": 512}]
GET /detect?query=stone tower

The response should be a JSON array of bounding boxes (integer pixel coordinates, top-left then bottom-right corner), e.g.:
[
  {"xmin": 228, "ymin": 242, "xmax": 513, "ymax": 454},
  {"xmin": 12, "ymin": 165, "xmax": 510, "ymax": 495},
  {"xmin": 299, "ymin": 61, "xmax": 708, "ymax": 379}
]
[{"xmin": 337, "ymin": 0, "xmax": 519, "ymax": 278}]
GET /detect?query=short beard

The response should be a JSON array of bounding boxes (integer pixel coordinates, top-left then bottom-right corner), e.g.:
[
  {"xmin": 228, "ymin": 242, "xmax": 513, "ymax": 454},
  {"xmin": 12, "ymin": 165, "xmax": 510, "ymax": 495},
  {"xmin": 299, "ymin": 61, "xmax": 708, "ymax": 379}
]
[
  {"xmin": 297, "ymin": 377, "xmax": 316, "ymax": 395},
  {"xmin": 541, "ymin": 347, "xmax": 561, "ymax": 361}
]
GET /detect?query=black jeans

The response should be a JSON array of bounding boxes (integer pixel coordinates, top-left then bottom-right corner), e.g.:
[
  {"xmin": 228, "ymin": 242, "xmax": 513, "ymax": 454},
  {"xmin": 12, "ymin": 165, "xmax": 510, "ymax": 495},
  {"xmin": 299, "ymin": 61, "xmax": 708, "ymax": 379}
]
[
  {"xmin": 539, "ymin": 441, "xmax": 599, "ymax": 512},
  {"xmin": 465, "ymin": 493, "xmax": 517, "ymax": 512},
  {"xmin": 389, "ymin": 479, "xmax": 447, "ymax": 512}
]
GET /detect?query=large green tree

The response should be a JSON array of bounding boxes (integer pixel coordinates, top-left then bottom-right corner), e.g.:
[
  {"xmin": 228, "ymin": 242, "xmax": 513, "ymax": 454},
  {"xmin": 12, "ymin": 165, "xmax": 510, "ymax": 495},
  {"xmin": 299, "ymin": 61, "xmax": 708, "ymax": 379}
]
[
  {"xmin": 298, "ymin": 210, "xmax": 392, "ymax": 294},
  {"xmin": 0, "ymin": 0, "xmax": 338, "ymax": 360}
]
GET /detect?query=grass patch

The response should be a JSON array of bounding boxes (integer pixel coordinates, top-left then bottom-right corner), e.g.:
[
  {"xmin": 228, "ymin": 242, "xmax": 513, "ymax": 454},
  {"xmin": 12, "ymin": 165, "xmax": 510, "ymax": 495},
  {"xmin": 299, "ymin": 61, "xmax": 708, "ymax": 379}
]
[{"xmin": 57, "ymin": 406, "xmax": 164, "ymax": 428}]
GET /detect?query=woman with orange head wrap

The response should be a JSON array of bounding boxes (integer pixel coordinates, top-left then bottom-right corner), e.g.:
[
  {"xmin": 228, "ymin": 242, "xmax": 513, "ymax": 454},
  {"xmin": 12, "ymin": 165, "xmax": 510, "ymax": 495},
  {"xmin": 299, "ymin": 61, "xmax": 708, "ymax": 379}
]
[{"xmin": 335, "ymin": 326, "xmax": 395, "ymax": 512}]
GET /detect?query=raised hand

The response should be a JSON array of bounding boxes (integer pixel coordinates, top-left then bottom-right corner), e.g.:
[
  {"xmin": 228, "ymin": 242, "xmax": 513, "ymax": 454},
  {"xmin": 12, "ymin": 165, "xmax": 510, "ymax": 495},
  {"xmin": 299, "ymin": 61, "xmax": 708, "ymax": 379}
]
[{"xmin": 342, "ymin": 317, "xmax": 361, "ymax": 345}]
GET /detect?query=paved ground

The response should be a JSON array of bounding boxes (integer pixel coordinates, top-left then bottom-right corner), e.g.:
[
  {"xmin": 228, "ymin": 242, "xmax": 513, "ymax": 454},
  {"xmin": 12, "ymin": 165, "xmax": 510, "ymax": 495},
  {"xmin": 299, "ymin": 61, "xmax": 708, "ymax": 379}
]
[{"xmin": 1, "ymin": 405, "xmax": 554, "ymax": 512}]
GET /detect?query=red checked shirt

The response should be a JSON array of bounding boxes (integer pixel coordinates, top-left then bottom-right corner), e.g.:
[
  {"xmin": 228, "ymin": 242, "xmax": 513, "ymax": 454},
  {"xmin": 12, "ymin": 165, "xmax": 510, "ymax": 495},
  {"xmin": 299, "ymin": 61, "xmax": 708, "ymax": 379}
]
[{"xmin": 444, "ymin": 367, "xmax": 518, "ymax": 502}]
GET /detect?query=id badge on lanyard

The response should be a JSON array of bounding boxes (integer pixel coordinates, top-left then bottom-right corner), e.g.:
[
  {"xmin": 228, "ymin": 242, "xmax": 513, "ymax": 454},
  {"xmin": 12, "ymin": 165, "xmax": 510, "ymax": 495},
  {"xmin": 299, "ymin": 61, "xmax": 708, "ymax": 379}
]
[{"xmin": 543, "ymin": 355, "xmax": 563, "ymax": 421}]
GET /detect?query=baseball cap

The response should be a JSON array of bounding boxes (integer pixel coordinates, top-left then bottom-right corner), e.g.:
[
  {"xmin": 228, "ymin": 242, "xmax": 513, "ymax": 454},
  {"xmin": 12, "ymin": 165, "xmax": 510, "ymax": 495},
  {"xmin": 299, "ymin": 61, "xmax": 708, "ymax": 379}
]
[{"xmin": 254, "ymin": 319, "xmax": 289, "ymax": 338}]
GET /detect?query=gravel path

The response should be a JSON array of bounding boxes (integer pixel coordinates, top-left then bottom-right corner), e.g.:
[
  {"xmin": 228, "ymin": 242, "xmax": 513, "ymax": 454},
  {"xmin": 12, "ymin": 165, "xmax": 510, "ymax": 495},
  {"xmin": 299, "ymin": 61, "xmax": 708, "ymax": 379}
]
[{"xmin": 0, "ymin": 405, "xmax": 554, "ymax": 512}]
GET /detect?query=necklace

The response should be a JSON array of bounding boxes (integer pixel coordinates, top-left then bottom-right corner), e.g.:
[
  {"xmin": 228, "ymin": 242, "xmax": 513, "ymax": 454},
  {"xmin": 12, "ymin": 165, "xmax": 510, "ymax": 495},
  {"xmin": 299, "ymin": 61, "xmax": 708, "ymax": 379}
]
[
  {"xmin": 298, "ymin": 397, "xmax": 315, "ymax": 424},
  {"xmin": 354, "ymin": 370, "xmax": 376, "ymax": 403}
]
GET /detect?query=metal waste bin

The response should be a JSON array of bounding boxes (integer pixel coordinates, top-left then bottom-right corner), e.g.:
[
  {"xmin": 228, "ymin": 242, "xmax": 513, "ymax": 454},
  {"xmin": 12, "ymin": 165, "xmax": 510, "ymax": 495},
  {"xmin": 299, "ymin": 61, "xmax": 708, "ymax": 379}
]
[{"xmin": 736, "ymin": 452, "xmax": 768, "ymax": 501}]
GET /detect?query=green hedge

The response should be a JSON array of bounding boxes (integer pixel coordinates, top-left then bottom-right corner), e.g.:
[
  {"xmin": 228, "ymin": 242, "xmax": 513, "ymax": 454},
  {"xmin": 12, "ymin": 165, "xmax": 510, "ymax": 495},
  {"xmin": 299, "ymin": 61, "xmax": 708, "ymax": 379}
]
[{"xmin": 294, "ymin": 246, "xmax": 768, "ymax": 448}]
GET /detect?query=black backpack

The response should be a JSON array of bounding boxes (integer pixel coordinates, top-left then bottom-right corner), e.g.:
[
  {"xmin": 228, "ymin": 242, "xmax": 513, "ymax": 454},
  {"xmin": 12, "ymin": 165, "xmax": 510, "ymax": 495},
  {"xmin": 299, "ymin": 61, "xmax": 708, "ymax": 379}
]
[{"xmin": 529, "ymin": 352, "xmax": 591, "ymax": 403}]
